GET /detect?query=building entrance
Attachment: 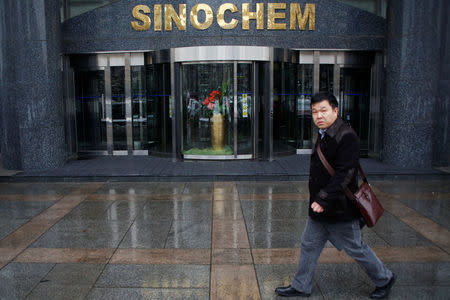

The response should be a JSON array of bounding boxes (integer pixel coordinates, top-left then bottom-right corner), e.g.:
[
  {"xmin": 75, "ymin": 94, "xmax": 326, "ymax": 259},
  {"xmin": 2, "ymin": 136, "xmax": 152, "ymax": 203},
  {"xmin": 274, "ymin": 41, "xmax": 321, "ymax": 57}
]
[
  {"xmin": 181, "ymin": 63, "xmax": 254, "ymax": 159},
  {"xmin": 173, "ymin": 46, "xmax": 269, "ymax": 160},
  {"xmin": 68, "ymin": 48, "xmax": 378, "ymax": 160},
  {"xmin": 270, "ymin": 50, "xmax": 376, "ymax": 158},
  {"xmin": 71, "ymin": 53, "xmax": 172, "ymax": 156}
]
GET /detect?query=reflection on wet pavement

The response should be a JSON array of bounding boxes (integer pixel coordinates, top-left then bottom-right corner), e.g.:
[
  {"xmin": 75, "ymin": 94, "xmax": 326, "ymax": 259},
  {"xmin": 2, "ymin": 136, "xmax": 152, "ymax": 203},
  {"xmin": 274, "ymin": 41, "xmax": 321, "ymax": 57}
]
[{"xmin": 0, "ymin": 178, "xmax": 449, "ymax": 299}]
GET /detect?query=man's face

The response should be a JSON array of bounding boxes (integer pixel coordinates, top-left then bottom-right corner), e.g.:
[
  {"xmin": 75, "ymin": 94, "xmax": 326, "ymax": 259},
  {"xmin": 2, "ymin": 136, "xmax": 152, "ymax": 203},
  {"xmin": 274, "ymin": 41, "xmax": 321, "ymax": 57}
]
[{"xmin": 311, "ymin": 100, "xmax": 339, "ymax": 129}]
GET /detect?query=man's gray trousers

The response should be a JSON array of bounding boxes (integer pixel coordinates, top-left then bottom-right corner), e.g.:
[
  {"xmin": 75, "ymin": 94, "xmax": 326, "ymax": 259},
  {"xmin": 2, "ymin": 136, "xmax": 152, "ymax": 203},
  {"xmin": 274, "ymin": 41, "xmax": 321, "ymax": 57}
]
[{"xmin": 291, "ymin": 218, "xmax": 393, "ymax": 294}]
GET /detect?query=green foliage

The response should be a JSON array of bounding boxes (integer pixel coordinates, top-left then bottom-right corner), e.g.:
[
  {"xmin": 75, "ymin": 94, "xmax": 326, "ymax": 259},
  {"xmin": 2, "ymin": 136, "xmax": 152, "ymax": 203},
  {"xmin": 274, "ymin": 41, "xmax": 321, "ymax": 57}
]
[
  {"xmin": 183, "ymin": 146, "xmax": 233, "ymax": 155},
  {"xmin": 221, "ymin": 79, "xmax": 230, "ymax": 97}
]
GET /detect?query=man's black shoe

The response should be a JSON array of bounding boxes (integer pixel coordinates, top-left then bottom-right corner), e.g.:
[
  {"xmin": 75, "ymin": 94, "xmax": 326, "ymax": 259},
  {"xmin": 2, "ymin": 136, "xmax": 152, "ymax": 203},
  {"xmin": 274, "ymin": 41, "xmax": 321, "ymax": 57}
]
[
  {"xmin": 275, "ymin": 285, "xmax": 310, "ymax": 297},
  {"xmin": 370, "ymin": 273, "xmax": 396, "ymax": 299}
]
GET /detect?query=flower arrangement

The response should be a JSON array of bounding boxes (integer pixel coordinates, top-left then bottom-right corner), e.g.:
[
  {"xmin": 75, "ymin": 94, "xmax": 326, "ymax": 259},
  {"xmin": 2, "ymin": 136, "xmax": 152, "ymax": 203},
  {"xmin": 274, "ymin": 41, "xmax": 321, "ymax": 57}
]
[
  {"xmin": 203, "ymin": 90, "xmax": 222, "ymax": 114},
  {"xmin": 201, "ymin": 80, "xmax": 230, "ymax": 119}
]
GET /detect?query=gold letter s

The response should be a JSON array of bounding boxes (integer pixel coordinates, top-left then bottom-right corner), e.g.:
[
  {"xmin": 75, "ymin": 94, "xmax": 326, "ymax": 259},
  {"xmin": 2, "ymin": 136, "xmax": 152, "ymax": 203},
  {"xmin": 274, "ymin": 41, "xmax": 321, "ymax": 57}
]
[{"xmin": 131, "ymin": 5, "xmax": 151, "ymax": 31}]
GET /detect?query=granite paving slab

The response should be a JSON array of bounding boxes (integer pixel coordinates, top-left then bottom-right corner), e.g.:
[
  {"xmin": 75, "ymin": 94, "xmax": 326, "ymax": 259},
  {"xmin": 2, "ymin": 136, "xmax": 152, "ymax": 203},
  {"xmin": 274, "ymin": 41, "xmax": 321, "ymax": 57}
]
[
  {"xmin": 86, "ymin": 287, "xmax": 209, "ymax": 300},
  {"xmin": 0, "ymin": 263, "xmax": 54, "ymax": 300}
]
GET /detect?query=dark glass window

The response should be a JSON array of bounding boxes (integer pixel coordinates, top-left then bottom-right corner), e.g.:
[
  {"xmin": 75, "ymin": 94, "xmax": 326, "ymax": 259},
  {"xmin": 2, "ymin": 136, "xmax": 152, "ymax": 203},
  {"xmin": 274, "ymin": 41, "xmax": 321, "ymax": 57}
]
[
  {"xmin": 61, "ymin": 0, "xmax": 121, "ymax": 21},
  {"xmin": 74, "ymin": 70, "xmax": 106, "ymax": 151},
  {"xmin": 273, "ymin": 63, "xmax": 313, "ymax": 154}
]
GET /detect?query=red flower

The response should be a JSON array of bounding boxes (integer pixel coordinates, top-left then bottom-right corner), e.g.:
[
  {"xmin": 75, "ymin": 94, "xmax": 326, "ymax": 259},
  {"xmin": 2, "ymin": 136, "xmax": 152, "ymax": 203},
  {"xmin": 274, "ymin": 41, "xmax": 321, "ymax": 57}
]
[
  {"xmin": 203, "ymin": 90, "xmax": 222, "ymax": 114},
  {"xmin": 209, "ymin": 90, "xmax": 221, "ymax": 98}
]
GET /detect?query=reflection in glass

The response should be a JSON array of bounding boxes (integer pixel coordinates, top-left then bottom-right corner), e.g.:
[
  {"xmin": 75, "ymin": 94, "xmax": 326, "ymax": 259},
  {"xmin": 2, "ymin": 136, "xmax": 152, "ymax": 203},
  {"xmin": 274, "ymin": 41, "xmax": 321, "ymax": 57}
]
[
  {"xmin": 74, "ymin": 70, "xmax": 106, "ymax": 151},
  {"xmin": 274, "ymin": 63, "xmax": 297, "ymax": 153},
  {"xmin": 273, "ymin": 63, "xmax": 313, "ymax": 154},
  {"xmin": 337, "ymin": 0, "xmax": 386, "ymax": 17},
  {"xmin": 340, "ymin": 68, "xmax": 370, "ymax": 156},
  {"xmin": 131, "ymin": 66, "xmax": 148, "ymax": 150},
  {"xmin": 182, "ymin": 64, "xmax": 234, "ymax": 156},
  {"xmin": 237, "ymin": 63, "xmax": 253, "ymax": 155},
  {"xmin": 149, "ymin": 64, "xmax": 171, "ymax": 154},
  {"xmin": 131, "ymin": 64, "xmax": 172, "ymax": 154},
  {"xmin": 62, "ymin": 0, "xmax": 121, "ymax": 20},
  {"xmin": 297, "ymin": 64, "xmax": 313, "ymax": 148},
  {"xmin": 257, "ymin": 62, "xmax": 268, "ymax": 158},
  {"xmin": 111, "ymin": 66, "xmax": 126, "ymax": 150},
  {"xmin": 319, "ymin": 64, "xmax": 334, "ymax": 94}
]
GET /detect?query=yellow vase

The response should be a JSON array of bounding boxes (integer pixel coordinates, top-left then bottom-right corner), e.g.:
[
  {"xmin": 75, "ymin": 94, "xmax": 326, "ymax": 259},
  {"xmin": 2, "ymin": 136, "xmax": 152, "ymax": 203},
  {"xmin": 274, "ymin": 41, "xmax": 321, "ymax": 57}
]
[{"xmin": 211, "ymin": 113, "xmax": 225, "ymax": 150}]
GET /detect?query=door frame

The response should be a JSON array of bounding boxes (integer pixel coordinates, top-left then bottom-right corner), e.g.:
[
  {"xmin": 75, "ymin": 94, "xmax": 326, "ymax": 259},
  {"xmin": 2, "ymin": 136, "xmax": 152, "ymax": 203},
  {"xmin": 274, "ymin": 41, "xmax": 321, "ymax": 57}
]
[
  {"xmin": 71, "ymin": 53, "xmax": 148, "ymax": 156},
  {"xmin": 68, "ymin": 49, "xmax": 381, "ymax": 160},
  {"xmin": 172, "ymin": 46, "xmax": 271, "ymax": 160}
]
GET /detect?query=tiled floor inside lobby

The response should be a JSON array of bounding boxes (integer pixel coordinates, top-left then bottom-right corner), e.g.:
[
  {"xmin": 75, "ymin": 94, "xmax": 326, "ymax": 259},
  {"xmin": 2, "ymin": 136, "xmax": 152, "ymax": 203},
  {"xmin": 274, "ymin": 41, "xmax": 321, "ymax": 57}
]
[{"xmin": 0, "ymin": 179, "xmax": 449, "ymax": 299}]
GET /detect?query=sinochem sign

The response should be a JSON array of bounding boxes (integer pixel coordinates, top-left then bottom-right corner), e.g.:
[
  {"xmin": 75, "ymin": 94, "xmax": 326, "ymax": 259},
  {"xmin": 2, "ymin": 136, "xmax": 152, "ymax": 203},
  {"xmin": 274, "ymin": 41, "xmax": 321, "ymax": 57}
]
[{"xmin": 131, "ymin": 3, "xmax": 316, "ymax": 31}]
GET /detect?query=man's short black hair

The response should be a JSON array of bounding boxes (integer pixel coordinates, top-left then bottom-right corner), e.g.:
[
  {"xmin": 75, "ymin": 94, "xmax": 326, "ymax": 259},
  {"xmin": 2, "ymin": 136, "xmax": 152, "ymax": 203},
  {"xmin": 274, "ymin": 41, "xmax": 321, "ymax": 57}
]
[{"xmin": 311, "ymin": 92, "xmax": 338, "ymax": 109}]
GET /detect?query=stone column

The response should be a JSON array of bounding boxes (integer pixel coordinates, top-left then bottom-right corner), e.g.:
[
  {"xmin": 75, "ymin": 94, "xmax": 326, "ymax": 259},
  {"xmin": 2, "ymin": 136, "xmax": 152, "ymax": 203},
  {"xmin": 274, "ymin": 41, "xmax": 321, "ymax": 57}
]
[
  {"xmin": 434, "ymin": 1, "xmax": 450, "ymax": 167},
  {"xmin": 383, "ymin": 0, "xmax": 445, "ymax": 168},
  {"xmin": 0, "ymin": 0, "xmax": 65, "ymax": 170},
  {"xmin": 382, "ymin": 0, "xmax": 441, "ymax": 167}
]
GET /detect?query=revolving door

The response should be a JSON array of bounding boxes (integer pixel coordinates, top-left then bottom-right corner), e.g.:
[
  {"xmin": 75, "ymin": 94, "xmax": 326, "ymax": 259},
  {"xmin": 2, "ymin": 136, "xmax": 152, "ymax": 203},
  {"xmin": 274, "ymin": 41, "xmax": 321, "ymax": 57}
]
[
  {"xmin": 69, "ymin": 48, "xmax": 378, "ymax": 160},
  {"xmin": 175, "ymin": 46, "xmax": 271, "ymax": 159}
]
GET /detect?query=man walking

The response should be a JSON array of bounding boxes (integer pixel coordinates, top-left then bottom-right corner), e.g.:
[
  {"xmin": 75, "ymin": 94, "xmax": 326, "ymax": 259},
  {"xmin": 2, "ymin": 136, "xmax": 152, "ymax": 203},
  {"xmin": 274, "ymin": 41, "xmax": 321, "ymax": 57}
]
[{"xmin": 275, "ymin": 93, "xmax": 396, "ymax": 299}]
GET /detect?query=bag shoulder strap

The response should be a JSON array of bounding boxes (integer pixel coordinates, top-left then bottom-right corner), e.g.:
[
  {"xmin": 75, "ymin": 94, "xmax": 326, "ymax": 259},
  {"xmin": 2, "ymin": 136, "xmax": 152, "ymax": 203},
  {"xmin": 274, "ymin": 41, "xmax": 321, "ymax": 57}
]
[
  {"xmin": 316, "ymin": 138, "xmax": 335, "ymax": 176},
  {"xmin": 316, "ymin": 137, "xmax": 368, "ymax": 182},
  {"xmin": 315, "ymin": 138, "xmax": 368, "ymax": 201}
]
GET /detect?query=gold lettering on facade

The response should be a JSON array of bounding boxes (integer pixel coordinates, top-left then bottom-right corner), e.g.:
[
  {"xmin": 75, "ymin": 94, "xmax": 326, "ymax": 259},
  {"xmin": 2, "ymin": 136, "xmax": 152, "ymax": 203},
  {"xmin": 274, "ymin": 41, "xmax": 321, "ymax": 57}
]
[
  {"xmin": 154, "ymin": 4, "xmax": 162, "ymax": 31},
  {"xmin": 164, "ymin": 4, "xmax": 187, "ymax": 31},
  {"xmin": 131, "ymin": 3, "xmax": 316, "ymax": 31},
  {"xmin": 217, "ymin": 3, "xmax": 238, "ymax": 30},
  {"xmin": 268, "ymin": 3, "xmax": 286, "ymax": 30},
  {"xmin": 289, "ymin": 3, "xmax": 315, "ymax": 30},
  {"xmin": 131, "ymin": 5, "xmax": 151, "ymax": 31},
  {"xmin": 190, "ymin": 4, "xmax": 214, "ymax": 30},
  {"xmin": 242, "ymin": 3, "xmax": 264, "ymax": 30}
]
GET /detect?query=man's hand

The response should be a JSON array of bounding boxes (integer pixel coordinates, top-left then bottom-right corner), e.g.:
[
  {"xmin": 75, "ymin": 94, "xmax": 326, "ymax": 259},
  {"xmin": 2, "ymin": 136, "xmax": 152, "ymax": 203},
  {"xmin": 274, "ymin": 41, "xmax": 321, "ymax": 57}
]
[{"xmin": 311, "ymin": 201, "xmax": 324, "ymax": 213}]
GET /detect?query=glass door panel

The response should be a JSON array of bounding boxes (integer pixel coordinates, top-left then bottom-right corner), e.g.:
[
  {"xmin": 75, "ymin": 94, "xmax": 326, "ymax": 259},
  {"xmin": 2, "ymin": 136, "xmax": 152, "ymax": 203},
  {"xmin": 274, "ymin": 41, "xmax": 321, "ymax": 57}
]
[
  {"xmin": 296, "ymin": 64, "xmax": 313, "ymax": 149},
  {"xmin": 74, "ymin": 69, "xmax": 106, "ymax": 151},
  {"xmin": 319, "ymin": 64, "xmax": 334, "ymax": 94},
  {"xmin": 131, "ymin": 66, "xmax": 148, "ymax": 150},
  {"xmin": 340, "ymin": 67, "xmax": 370, "ymax": 156},
  {"xmin": 111, "ymin": 66, "xmax": 126, "ymax": 151},
  {"xmin": 284, "ymin": 63, "xmax": 298, "ymax": 150},
  {"xmin": 182, "ymin": 63, "xmax": 234, "ymax": 156},
  {"xmin": 273, "ymin": 62, "xmax": 297, "ymax": 154},
  {"xmin": 146, "ymin": 64, "xmax": 163, "ymax": 153},
  {"xmin": 147, "ymin": 63, "xmax": 172, "ymax": 154},
  {"xmin": 273, "ymin": 62, "xmax": 314, "ymax": 154},
  {"xmin": 131, "ymin": 63, "xmax": 172, "ymax": 154},
  {"xmin": 74, "ymin": 53, "xmax": 173, "ymax": 156},
  {"xmin": 237, "ymin": 63, "xmax": 253, "ymax": 155}
]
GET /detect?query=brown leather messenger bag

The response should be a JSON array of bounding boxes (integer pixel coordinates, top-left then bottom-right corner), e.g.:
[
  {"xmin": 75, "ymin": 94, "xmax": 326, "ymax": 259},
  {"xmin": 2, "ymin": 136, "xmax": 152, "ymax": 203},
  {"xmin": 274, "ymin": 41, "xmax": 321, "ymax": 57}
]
[{"xmin": 316, "ymin": 140, "xmax": 384, "ymax": 227}]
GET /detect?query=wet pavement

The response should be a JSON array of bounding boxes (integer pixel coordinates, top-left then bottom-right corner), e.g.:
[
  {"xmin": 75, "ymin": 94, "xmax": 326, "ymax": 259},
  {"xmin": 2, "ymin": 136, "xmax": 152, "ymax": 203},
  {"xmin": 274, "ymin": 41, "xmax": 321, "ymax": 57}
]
[
  {"xmin": 2, "ymin": 155, "xmax": 444, "ymax": 182},
  {"xmin": 0, "ymin": 178, "xmax": 449, "ymax": 299}
]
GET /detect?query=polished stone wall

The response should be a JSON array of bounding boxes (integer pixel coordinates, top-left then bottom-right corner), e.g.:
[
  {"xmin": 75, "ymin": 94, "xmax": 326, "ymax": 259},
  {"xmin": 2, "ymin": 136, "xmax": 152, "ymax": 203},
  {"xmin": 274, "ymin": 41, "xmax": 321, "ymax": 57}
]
[
  {"xmin": 0, "ymin": 0, "xmax": 65, "ymax": 170},
  {"xmin": 383, "ymin": 0, "xmax": 448, "ymax": 168},
  {"xmin": 61, "ymin": 0, "xmax": 385, "ymax": 53},
  {"xmin": 434, "ymin": 0, "xmax": 450, "ymax": 167},
  {"xmin": 7, "ymin": 0, "xmax": 448, "ymax": 170}
]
